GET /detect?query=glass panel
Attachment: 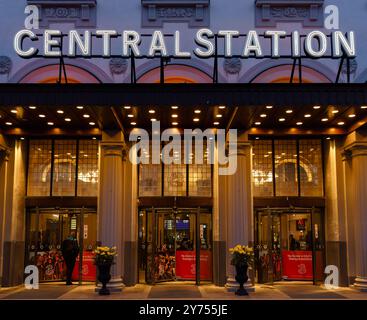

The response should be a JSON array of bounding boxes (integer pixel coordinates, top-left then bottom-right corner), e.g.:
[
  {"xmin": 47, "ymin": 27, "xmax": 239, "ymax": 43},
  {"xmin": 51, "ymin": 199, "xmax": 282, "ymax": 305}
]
[
  {"xmin": 139, "ymin": 163, "xmax": 162, "ymax": 196},
  {"xmin": 252, "ymin": 140, "xmax": 274, "ymax": 196},
  {"xmin": 52, "ymin": 140, "xmax": 77, "ymax": 196},
  {"xmin": 199, "ymin": 212, "xmax": 212, "ymax": 282},
  {"xmin": 138, "ymin": 210, "xmax": 147, "ymax": 283},
  {"xmin": 77, "ymin": 140, "xmax": 99, "ymax": 197},
  {"xmin": 164, "ymin": 164, "xmax": 187, "ymax": 196},
  {"xmin": 27, "ymin": 140, "xmax": 52, "ymax": 196},
  {"xmin": 274, "ymin": 140, "xmax": 298, "ymax": 196},
  {"xmin": 312, "ymin": 210, "xmax": 325, "ymax": 283},
  {"xmin": 188, "ymin": 164, "xmax": 211, "ymax": 196},
  {"xmin": 299, "ymin": 140, "xmax": 323, "ymax": 196}
]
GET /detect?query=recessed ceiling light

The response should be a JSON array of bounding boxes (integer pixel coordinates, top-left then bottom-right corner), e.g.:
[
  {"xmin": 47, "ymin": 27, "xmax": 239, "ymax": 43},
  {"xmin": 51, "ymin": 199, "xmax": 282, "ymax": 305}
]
[
  {"xmin": 313, "ymin": 106, "xmax": 321, "ymax": 109},
  {"xmin": 216, "ymin": 114, "xmax": 222, "ymax": 118},
  {"xmin": 128, "ymin": 114, "xmax": 134, "ymax": 118},
  {"xmin": 321, "ymin": 118, "xmax": 328, "ymax": 122},
  {"xmin": 57, "ymin": 110, "xmax": 64, "ymax": 114},
  {"xmin": 266, "ymin": 106, "xmax": 273, "ymax": 109},
  {"xmin": 39, "ymin": 114, "xmax": 46, "ymax": 118},
  {"xmin": 219, "ymin": 106, "xmax": 226, "ymax": 109},
  {"xmin": 130, "ymin": 122, "xmax": 137, "ymax": 126},
  {"xmin": 172, "ymin": 122, "xmax": 178, "ymax": 125},
  {"xmin": 29, "ymin": 106, "xmax": 37, "ymax": 109},
  {"xmin": 279, "ymin": 118, "xmax": 285, "ymax": 122},
  {"xmin": 171, "ymin": 114, "xmax": 178, "ymax": 118},
  {"xmin": 92, "ymin": 137, "xmax": 97, "ymax": 140},
  {"xmin": 124, "ymin": 106, "xmax": 131, "ymax": 109},
  {"xmin": 151, "ymin": 118, "xmax": 157, "ymax": 122},
  {"xmin": 11, "ymin": 109, "xmax": 17, "ymax": 114},
  {"xmin": 194, "ymin": 110, "xmax": 201, "ymax": 114},
  {"xmin": 149, "ymin": 110, "xmax": 155, "ymax": 114},
  {"xmin": 255, "ymin": 122, "xmax": 261, "ymax": 125},
  {"xmin": 20, "ymin": 137, "xmax": 25, "ymax": 140},
  {"xmin": 255, "ymin": 137, "xmax": 260, "ymax": 140},
  {"xmin": 337, "ymin": 121, "xmax": 345, "ymax": 125},
  {"xmin": 47, "ymin": 122, "xmax": 54, "ymax": 126},
  {"xmin": 83, "ymin": 114, "xmax": 90, "ymax": 118},
  {"xmin": 304, "ymin": 114, "xmax": 311, "ymax": 118},
  {"xmin": 213, "ymin": 122, "xmax": 220, "ymax": 125},
  {"xmin": 326, "ymin": 137, "xmax": 331, "ymax": 140},
  {"xmin": 286, "ymin": 110, "xmax": 293, "ymax": 114},
  {"xmin": 348, "ymin": 114, "xmax": 356, "ymax": 118},
  {"xmin": 5, "ymin": 122, "xmax": 12, "ymax": 125},
  {"xmin": 361, "ymin": 106, "xmax": 367, "ymax": 109},
  {"xmin": 193, "ymin": 118, "xmax": 200, "ymax": 122},
  {"xmin": 171, "ymin": 106, "xmax": 179, "ymax": 109},
  {"xmin": 332, "ymin": 110, "xmax": 339, "ymax": 114},
  {"xmin": 89, "ymin": 122, "xmax": 95, "ymax": 126},
  {"xmin": 76, "ymin": 106, "xmax": 84, "ymax": 109},
  {"xmin": 296, "ymin": 122, "xmax": 303, "ymax": 125},
  {"xmin": 65, "ymin": 118, "xmax": 71, "ymax": 122},
  {"xmin": 260, "ymin": 114, "xmax": 267, "ymax": 118}
]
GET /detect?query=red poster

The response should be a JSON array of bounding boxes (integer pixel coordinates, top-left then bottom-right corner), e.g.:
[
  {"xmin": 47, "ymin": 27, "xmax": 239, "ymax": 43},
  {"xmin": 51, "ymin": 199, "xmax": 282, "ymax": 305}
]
[
  {"xmin": 72, "ymin": 251, "xmax": 97, "ymax": 282},
  {"xmin": 175, "ymin": 250, "xmax": 212, "ymax": 280},
  {"xmin": 282, "ymin": 250, "xmax": 313, "ymax": 280}
]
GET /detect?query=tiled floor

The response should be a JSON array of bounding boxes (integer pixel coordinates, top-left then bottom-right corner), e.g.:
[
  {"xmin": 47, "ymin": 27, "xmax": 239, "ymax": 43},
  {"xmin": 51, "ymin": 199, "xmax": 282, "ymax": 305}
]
[{"xmin": 1, "ymin": 282, "xmax": 367, "ymax": 300}]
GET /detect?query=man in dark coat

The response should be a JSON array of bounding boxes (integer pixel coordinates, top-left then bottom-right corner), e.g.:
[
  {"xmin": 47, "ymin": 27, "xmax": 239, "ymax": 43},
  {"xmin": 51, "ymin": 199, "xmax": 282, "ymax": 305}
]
[{"xmin": 61, "ymin": 231, "xmax": 80, "ymax": 285}]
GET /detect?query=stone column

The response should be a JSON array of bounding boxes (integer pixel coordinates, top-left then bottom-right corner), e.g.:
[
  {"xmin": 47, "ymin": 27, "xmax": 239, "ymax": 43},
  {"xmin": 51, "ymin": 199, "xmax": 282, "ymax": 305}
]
[
  {"xmin": 343, "ymin": 141, "xmax": 367, "ymax": 291},
  {"xmin": 98, "ymin": 131, "xmax": 126, "ymax": 291},
  {"xmin": 0, "ymin": 148, "xmax": 9, "ymax": 284},
  {"xmin": 224, "ymin": 141, "xmax": 254, "ymax": 292}
]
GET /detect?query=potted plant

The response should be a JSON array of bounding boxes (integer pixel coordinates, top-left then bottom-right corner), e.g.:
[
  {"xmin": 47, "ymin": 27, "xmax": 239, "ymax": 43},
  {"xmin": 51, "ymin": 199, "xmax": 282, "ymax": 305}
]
[
  {"xmin": 229, "ymin": 244, "xmax": 254, "ymax": 296},
  {"xmin": 93, "ymin": 246, "xmax": 117, "ymax": 295}
]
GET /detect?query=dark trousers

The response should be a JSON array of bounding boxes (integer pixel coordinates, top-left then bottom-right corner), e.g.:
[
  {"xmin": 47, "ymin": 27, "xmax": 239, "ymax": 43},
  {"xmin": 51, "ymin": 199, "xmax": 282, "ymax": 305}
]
[{"xmin": 64, "ymin": 257, "xmax": 76, "ymax": 284}]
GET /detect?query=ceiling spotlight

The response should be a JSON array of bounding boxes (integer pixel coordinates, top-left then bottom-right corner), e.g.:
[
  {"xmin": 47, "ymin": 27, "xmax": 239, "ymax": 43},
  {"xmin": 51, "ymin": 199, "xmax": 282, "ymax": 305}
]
[
  {"xmin": 92, "ymin": 137, "xmax": 97, "ymax": 140},
  {"xmin": 29, "ymin": 106, "xmax": 37, "ymax": 109},
  {"xmin": 255, "ymin": 122, "xmax": 261, "ymax": 125},
  {"xmin": 171, "ymin": 106, "xmax": 179, "ymax": 109},
  {"xmin": 216, "ymin": 114, "xmax": 222, "ymax": 118},
  {"xmin": 83, "ymin": 114, "xmax": 90, "ymax": 118},
  {"xmin": 130, "ymin": 122, "xmax": 137, "ymax": 126},
  {"xmin": 128, "ymin": 114, "xmax": 134, "ymax": 118},
  {"xmin": 193, "ymin": 118, "xmax": 200, "ymax": 122},
  {"xmin": 5, "ymin": 122, "xmax": 12, "ymax": 125},
  {"xmin": 76, "ymin": 106, "xmax": 84, "ymax": 110},
  {"xmin": 304, "ymin": 114, "xmax": 311, "ymax": 118},
  {"xmin": 321, "ymin": 118, "xmax": 328, "ymax": 122},
  {"xmin": 149, "ymin": 110, "xmax": 155, "ymax": 114},
  {"xmin": 39, "ymin": 114, "xmax": 46, "ymax": 118},
  {"xmin": 255, "ymin": 137, "xmax": 260, "ymax": 140},
  {"xmin": 172, "ymin": 114, "xmax": 178, "ymax": 118},
  {"xmin": 194, "ymin": 110, "xmax": 201, "ymax": 114},
  {"xmin": 313, "ymin": 106, "xmax": 321, "ymax": 109},
  {"xmin": 260, "ymin": 114, "xmax": 267, "ymax": 118},
  {"xmin": 219, "ymin": 106, "xmax": 226, "ymax": 109},
  {"xmin": 338, "ymin": 121, "xmax": 345, "ymax": 125},
  {"xmin": 11, "ymin": 109, "xmax": 17, "ymax": 114},
  {"xmin": 150, "ymin": 118, "xmax": 157, "ymax": 122},
  {"xmin": 65, "ymin": 118, "xmax": 71, "ymax": 122},
  {"xmin": 213, "ymin": 122, "xmax": 220, "ymax": 125},
  {"xmin": 89, "ymin": 122, "xmax": 95, "ymax": 126},
  {"xmin": 47, "ymin": 122, "xmax": 54, "ymax": 126},
  {"xmin": 124, "ymin": 106, "xmax": 131, "ymax": 109},
  {"xmin": 279, "ymin": 118, "xmax": 285, "ymax": 122},
  {"xmin": 172, "ymin": 122, "xmax": 178, "ymax": 126},
  {"xmin": 20, "ymin": 137, "xmax": 25, "ymax": 140},
  {"xmin": 326, "ymin": 137, "xmax": 331, "ymax": 140},
  {"xmin": 332, "ymin": 110, "xmax": 339, "ymax": 114},
  {"xmin": 296, "ymin": 122, "xmax": 303, "ymax": 125},
  {"xmin": 286, "ymin": 110, "xmax": 293, "ymax": 114},
  {"xmin": 266, "ymin": 106, "xmax": 273, "ymax": 109},
  {"xmin": 348, "ymin": 114, "xmax": 356, "ymax": 118},
  {"xmin": 361, "ymin": 106, "xmax": 367, "ymax": 109},
  {"xmin": 57, "ymin": 110, "xmax": 64, "ymax": 114}
]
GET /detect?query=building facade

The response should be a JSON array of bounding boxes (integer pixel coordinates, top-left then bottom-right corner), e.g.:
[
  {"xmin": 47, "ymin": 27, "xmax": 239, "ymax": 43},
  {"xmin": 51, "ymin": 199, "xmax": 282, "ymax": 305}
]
[{"xmin": 0, "ymin": 0, "xmax": 367, "ymax": 292}]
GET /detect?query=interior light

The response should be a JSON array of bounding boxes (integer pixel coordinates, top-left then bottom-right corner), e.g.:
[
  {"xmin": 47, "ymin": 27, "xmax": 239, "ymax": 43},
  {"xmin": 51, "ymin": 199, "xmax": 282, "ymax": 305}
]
[
  {"xmin": 286, "ymin": 110, "xmax": 293, "ymax": 114},
  {"xmin": 338, "ymin": 121, "xmax": 345, "ymax": 125},
  {"xmin": 213, "ymin": 122, "xmax": 219, "ymax": 125},
  {"xmin": 89, "ymin": 122, "xmax": 95, "ymax": 126},
  {"xmin": 313, "ymin": 106, "xmax": 321, "ymax": 109},
  {"xmin": 279, "ymin": 118, "xmax": 285, "ymax": 122},
  {"xmin": 172, "ymin": 114, "xmax": 178, "ymax": 118},
  {"xmin": 219, "ymin": 106, "xmax": 226, "ymax": 109},
  {"xmin": 65, "ymin": 118, "xmax": 71, "ymax": 122},
  {"xmin": 194, "ymin": 110, "xmax": 201, "ymax": 114},
  {"xmin": 124, "ymin": 106, "xmax": 131, "ymax": 109},
  {"xmin": 76, "ymin": 106, "xmax": 84, "ymax": 109},
  {"xmin": 266, "ymin": 106, "xmax": 273, "ymax": 109},
  {"xmin": 260, "ymin": 114, "xmax": 267, "ymax": 118},
  {"xmin": 130, "ymin": 122, "xmax": 136, "ymax": 126},
  {"xmin": 29, "ymin": 106, "xmax": 37, "ymax": 109},
  {"xmin": 216, "ymin": 114, "xmax": 222, "ymax": 118},
  {"xmin": 11, "ymin": 109, "xmax": 17, "ymax": 114},
  {"xmin": 57, "ymin": 110, "xmax": 64, "ymax": 114},
  {"xmin": 128, "ymin": 114, "xmax": 134, "ymax": 118},
  {"xmin": 255, "ymin": 122, "xmax": 261, "ymax": 125},
  {"xmin": 39, "ymin": 114, "xmax": 46, "ymax": 118},
  {"xmin": 47, "ymin": 122, "xmax": 54, "ymax": 126},
  {"xmin": 296, "ymin": 122, "xmax": 303, "ymax": 125},
  {"xmin": 348, "ymin": 114, "xmax": 356, "ymax": 118},
  {"xmin": 193, "ymin": 118, "xmax": 200, "ymax": 122},
  {"xmin": 171, "ymin": 106, "xmax": 179, "ymax": 109},
  {"xmin": 332, "ymin": 110, "xmax": 339, "ymax": 114},
  {"xmin": 304, "ymin": 114, "xmax": 311, "ymax": 118},
  {"xmin": 172, "ymin": 122, "xmax": 178, "ymax": 125},
  {"xmin": 321, "ymin": 118, "xmax": 328, "ymax": 122},
  {"xmin": 5, "ymin": 122, "xmax": 12, "ymax": 125},
  {"xmin": 149, "ymin": 110, "xmax": 155, "ymax": 114},
  {"xmin": 83, "ymin": 114, "xmax": 90, "ymax": 118}
]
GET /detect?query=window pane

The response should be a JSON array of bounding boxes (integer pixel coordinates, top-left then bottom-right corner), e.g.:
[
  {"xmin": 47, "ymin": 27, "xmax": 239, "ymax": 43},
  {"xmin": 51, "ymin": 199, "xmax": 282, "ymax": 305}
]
[
  {"xmin": 139, "ymin": 163, "xmax": 162, "ymax": 196},
  {"xmin": 27, "ymin": 140, "xmax": 52, "ymax": 196},
  {"xmin": 252, "ymin": 140, "xmax": 274, "ymax": 196},
  {"xmin": 164, "ymin": 163, "xmax": 187, "ymax": 196},
  {"xmin": 77, "ymin": 140, "xmax": 99, "ymax": 197},
  {"xmin": 52, "ymin": 140, "xmax": 77, "ymax": 196},
  {"xmin": 274, "ymin": 140, "xmax": 298, "ymax": 196},
  {"xmin": 299, "ymin": 140, "xmax": 323, "ymax": 196}
]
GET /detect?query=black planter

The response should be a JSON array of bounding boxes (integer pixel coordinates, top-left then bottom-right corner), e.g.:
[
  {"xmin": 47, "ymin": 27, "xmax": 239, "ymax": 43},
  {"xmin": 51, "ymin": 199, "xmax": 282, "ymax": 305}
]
[
  {"xmin": 97, "ymin": 263, "xmax": 112, "ymax": 295},
  {"xmin": 235, "ymin": 264, "xmax": 249, "ymax": 296}
]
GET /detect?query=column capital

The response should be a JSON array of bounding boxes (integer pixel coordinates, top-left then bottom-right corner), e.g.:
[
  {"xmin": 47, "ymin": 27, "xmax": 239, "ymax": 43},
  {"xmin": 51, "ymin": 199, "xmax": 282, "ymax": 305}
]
[
  {"xmin": 342, "ymin": 141, "xmax": 367, "ymax": 161},
  {"xmin": 100, "ymin": 141, "xmax": 128, "ymax": 159},
  {"xmin": 228, "ymin": 141, "xmax": 252, "ymax": 156}
]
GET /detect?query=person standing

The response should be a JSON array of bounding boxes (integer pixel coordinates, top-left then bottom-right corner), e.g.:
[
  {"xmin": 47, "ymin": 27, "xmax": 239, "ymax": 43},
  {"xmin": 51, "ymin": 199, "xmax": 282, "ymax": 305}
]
[{"xmin": 61, "ymin": 232, "xmax": 80, "ymax": 285}]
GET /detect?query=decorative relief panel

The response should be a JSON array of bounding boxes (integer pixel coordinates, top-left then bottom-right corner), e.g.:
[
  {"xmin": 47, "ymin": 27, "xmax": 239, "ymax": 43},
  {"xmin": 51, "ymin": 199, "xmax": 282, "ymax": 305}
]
[
  {"xmin": 141, "ymin": 0, "xmax": 210, "ymax": 28},
  {"xmin": 255, "ymin": 0, "xmax": 324, "ymax": 27},
  {"xmin": 27, "ymin": 0, "xmax": 97, "ymax": 28}
]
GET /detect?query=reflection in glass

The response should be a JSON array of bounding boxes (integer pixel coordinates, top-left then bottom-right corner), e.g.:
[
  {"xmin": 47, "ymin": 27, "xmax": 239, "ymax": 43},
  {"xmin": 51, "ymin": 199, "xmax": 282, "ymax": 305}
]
[{"xmin": 252, "ymin": 140, "xmax": 273, "ymax": 196}]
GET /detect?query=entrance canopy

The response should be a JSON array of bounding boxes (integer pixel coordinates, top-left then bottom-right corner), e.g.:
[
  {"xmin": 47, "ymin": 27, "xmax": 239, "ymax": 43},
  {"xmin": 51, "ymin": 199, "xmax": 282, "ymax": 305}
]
[{"xmin": 0, "ymin": 83, "xmax": 366, "ymax": 136}]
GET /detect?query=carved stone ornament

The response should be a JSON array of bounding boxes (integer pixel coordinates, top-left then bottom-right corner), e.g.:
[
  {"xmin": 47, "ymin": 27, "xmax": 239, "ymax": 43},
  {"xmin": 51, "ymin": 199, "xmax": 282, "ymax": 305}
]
[
  {"xmin": 109, "ymin": 58, "xmax": 128, "ymax": 75},
  {"xmin": 224, "ymin": 58, "xmax": 242, "ymax": 75},
  {"xmin": 255, "ymin": 0, "xmax": 324, "ymax": 27},
  {"xmin": 0, "ymin": 56, "xmax": 12, "ymax": 75},
  {"xmin": 141, "ymin": 0, "xmax": 210, "ymax": 28},
  {"xmin": 27, "ymin": 0, "xmax": 97, "ymax": 28}
]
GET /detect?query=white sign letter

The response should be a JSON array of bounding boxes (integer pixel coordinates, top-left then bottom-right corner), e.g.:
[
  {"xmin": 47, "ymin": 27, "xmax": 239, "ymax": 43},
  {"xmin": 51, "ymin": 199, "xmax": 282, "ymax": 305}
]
[
  {"xmin": 218, "ymin": 30, "xmax": 240, "ymax": 57},
  {"xmin": 324, "ymin": 5, "xmax": 339, "ymax": 30},
  {"xmin": 14, "ymin": 29, "xmax": 38, "ymax": 58},
  {"xmin": 25, "ymin": 265, "xmax": 39, "ymax": 289},
  {"xmin": 333, "ymin": 31, "xmax": 356, "ymax": 57},
  {"xmin": 24, "ymin": 5, "xmax": 39, "ymax": 30},
  {"xmin": 44, "ymin": 29, "xmax": 61, "ymax": 57},
  {"xmin": 324, "ymin": 265, "xmax": 339, "ymax": 289},
  {"xmin": 305, "ymin": 31, "xmax": 327, "ymax": 58},
  {"xmin": 243, "ymin": 31, "xmax": 263, "ymax": 57},
  {"xmin": 68, "ymin": 30, "xmax": 91, "ymax": 56},
  {"xmin": 194, "ymin": 28, "xmax": 215, "ymax": 58},
  {"xmin": 123, "ymin": 31, "xmax": 141, "ymax": 57}
]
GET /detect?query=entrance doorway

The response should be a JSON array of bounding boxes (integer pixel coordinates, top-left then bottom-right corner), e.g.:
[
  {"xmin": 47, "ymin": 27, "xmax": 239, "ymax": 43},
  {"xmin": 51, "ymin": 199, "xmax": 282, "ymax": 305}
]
[
  {"xmin": 26, "ymin": 207, "xmax": 97, "ymax": 283},
  {"xmin": 255, "ymin": 208, "xmax": 325, "ymax": 285},
  {"xmin": 138, "ymin": 208, "xmax": 212, "ymax": 285}
]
